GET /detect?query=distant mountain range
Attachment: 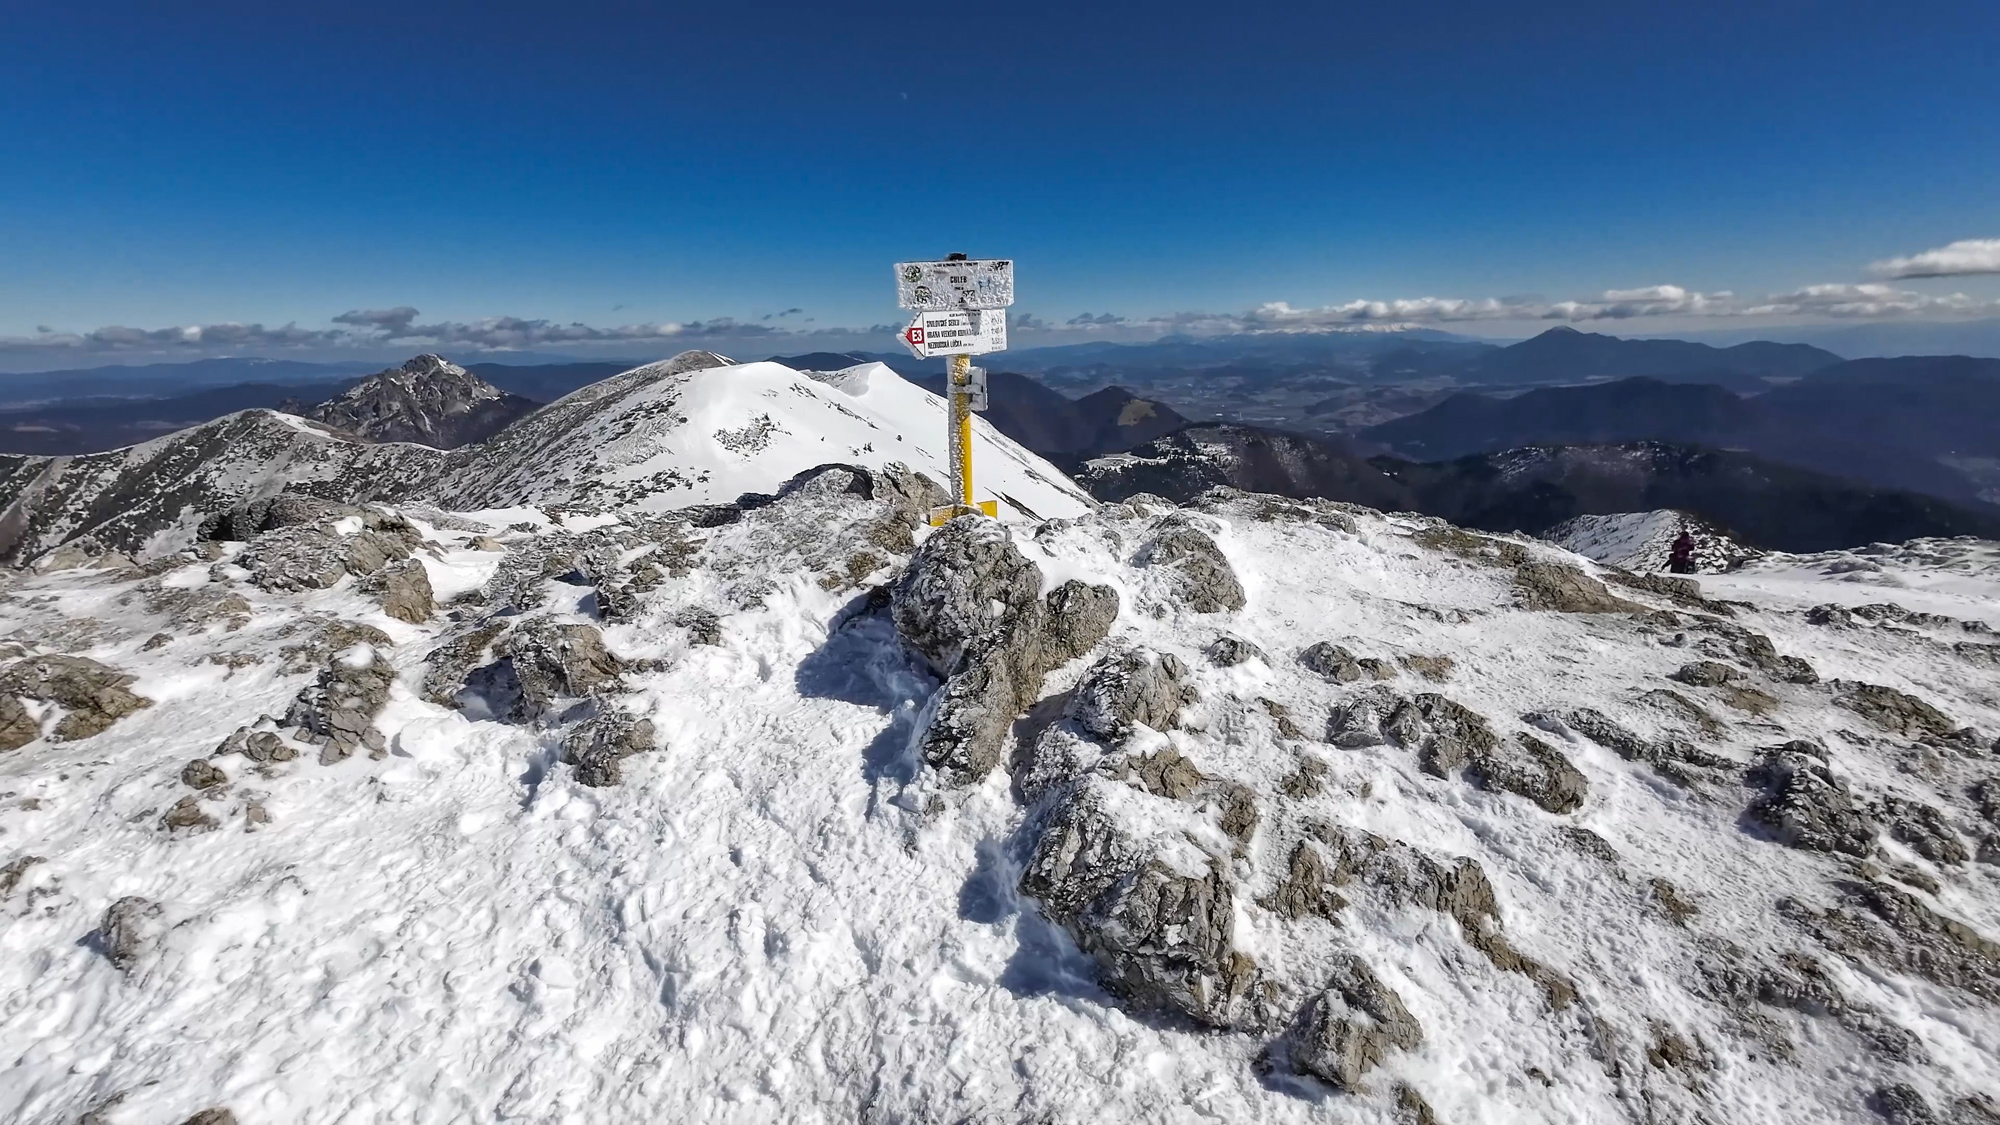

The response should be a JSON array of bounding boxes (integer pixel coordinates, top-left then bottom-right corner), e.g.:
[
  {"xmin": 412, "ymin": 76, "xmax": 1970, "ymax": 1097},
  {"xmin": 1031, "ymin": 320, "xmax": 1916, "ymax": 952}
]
[
  {"xmin": 1366, "ymin": 356, "xmax": 2000, "ymax": 506},
  {"xmin": 1076, "ymin": 426, "xmax": 2000, "ymax": 553}
]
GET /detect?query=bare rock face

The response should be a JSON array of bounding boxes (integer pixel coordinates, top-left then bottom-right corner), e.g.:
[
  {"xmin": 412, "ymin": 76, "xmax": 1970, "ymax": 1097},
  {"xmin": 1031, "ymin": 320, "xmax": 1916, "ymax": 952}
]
[
  {"xmin": 1205, "ymin": 634, "xmax": 1266, "ymax": 667},
  {"xmin": 0, "ymin": 692, "xmax": 39, "ymax": 752},
  {"xmin": 1512, "ymin": 560, "xmax": 1641, "ymax": 614},
  {"xmin": 1288, "ymin": 955, "xmax": 1425, "ymax": 1091},
  {"xmin": 459, "ymin": 619, "xmax": 624, "ymax": 724},
  {"xmin": 284, "ymin": 643, "xmax": 397, "ymax": 762},
  {"xmin": 1834, "ymin": 682, "xmax": 1962, "ymax": 741},
  {"xmin": 1557, "ymin": 706, "xmax": 1734, "ymax": 787},
  {"xmin": 1877, "ymin": 796, "xmax": 1970, "ymax": 867},
  {"xmin": 1020, "ymin": 786, "xmax": 1264, "ymax": 1029},
  {"xmin": 1067, "ymin": 648, "xmax": 1196, "ymax": 742},
  {"xmin": 0, "ymin": 655, "xmax": 152, "ymax": 744},
  {"xmin": 1780, "ymin": 881, "xmax": 2000, "ymax": 1003},
  {"xmin": 197, "ymin": 494, "xmax": 346, "ymax": 541},
  {"xmin": 1747, "ymin": 741, "xmax": 1877, "ymax": 857},
  {"xmin": 1672, "ymin": 661, "xmax": 1743, "ymax": 687},
  {"xmin": 1300, "ymin": 642, "xmax": 1396, "ymax": 683},
  {"xmin": 236, "ymin": 520, "xmax": 420, "ymax": 593},
  {"xmin": 1141, "ymin": 518, "xmax": 1245, "ymax": 613},
  {"xmin": 1034, "ymin": 580, "xmax": 1121, "ymax": 671},
  {"xmin": 891, "ymin": 517, "xmax": 1119, "ymax": 786},
  {"xmin": 376, "ymin": 559, "xmax": 434, "ymax": 623},
  {"xmin": 1382, "ymin": 693, "xmax": 1501, "ymax": 777},
  {"xmin": 1471, "ymin": 732, "xmax": 1590, "ymax": 814},
  {"xmin": 891, "ymin": 516, "xmax": 1044, "ymax": 678},
  {"xmin": 99, "ymin": 896, "xmax": 164, "ymax": 971},
  {"xmin": 560, "ymin": 710, "xmax": 657, "ymax": 787}
]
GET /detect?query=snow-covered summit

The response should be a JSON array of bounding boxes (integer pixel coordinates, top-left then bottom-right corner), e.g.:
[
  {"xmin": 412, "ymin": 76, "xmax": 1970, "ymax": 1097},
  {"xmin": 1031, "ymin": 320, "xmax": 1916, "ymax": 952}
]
[{"xmin": 442, "ymin": 355, "xmax": 1094, "ymax": 520}]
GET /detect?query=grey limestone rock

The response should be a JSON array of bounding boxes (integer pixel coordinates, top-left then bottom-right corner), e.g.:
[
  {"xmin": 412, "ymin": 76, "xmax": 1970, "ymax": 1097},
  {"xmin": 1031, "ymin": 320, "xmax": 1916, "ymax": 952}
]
[
  {"xmin": 1019, "ymin": 785, "xmax": 1264, "ymax": 1029},
  {"xmin": 1141, "ymin": 519, "xmax": 1245, "ymax": 613},
  {"xmin": 377, "ymin": 559, "xmax": 434, "ymax": 623},
  {"xmin": 1513, "ymin": 560, "xmax": 1641, "ymax": 614},
  {"xmin": 180, "ymin": 759, "xmax": 228, "ymax": 791},
  {"xmin": 460, "ymin": 619, "xmax": 624, "ymax": 724},
  {"xmin": 284, "ymin": 643, "xmax": 397, "ymax": 761},
  {"xmin": 560, "ymin": 710, "xmax": 658, "ymax": 787},
  {"xmin": 1205, "ymin": 634, "xmax": 1265, "ymax": 667},
  {"xmin": 99, "ymin": 896, "xmax": 163, "ymax": 971},
  {"xmin": 0, "ymin": 655, "xmax": 152, "ymax": 744},
  {"xmin": 1067, "ymin": 648, "xmax": 1196, "ymax": 742},
  {"xmin": 890, "ymin": 515, "xmax": 1043, "ymax": 678},
  {"xmin": 1469, "ymin": 732, "xmax": 1589, "ymax": 814},
  {"xmin": 1747, "ymin": 741, "xmax": 1878, "ymax": 857},
  {"xmin": 1382, "ymin": 693, "xmax": 1500, "ymax": 777},
  {"xmin": 1672, "ymin": 661, "xmax": 1743, "ymax": 687},
  {"xmin": 1035, "ymin": 579, "xmax": 1120, "ymax": 671},
  {"xmin": 1289, "ymin": 955, "xmax": 1425, "ymax": 1091},
  {"xmin": 1299, "ymin": 642, "xmax": 1396, "ymax": 684},
  {"xmin": 1878, "ymin": 796, "xmax": 1970, "ymax": 867},
  {"xmin": 1779, "ymin": 881, "xmax": 2000, "ymax": 1002},
  {"xmin": 1835, "ymin": 682, "xmax": 1962, "ymax": 741}
]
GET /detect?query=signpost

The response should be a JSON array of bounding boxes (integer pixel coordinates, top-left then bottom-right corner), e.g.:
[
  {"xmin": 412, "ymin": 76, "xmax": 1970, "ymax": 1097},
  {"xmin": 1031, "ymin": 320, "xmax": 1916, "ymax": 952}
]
[{"xmin": 895, "ymin": 254, "xmax": 1013, "ymax": 524}]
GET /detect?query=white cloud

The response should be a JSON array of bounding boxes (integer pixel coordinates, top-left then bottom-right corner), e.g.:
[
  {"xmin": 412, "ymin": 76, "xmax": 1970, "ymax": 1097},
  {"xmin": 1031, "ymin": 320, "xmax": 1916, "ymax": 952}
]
[{"xmin": 1870, "ymin": 238, "xmax": 2000, "ymax": 279}]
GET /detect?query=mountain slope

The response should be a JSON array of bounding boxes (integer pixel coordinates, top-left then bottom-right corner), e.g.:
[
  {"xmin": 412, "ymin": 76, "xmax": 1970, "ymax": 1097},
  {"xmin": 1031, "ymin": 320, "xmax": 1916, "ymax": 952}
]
[
  {"xmin": 1081, "ymin": 426, "xmax": 2000, "ymax": 553},
  {"xmin": 1077, "ymin": 423, "xmax": 1419, "ymax": 510},
  {"xmin": 0, "ymin": 411, "xmax": 451, "ymax": 564},
  {"xmin": 300, "ymin": 354, "xmax": 539, "ymax": 448},
  {"xmin": 1, "ymin": 478, "xmax": 1994, "ymax": 1123},
  {"xmin": 443, "ymin": 355, "xmax": 1094, "ymax": 520}
]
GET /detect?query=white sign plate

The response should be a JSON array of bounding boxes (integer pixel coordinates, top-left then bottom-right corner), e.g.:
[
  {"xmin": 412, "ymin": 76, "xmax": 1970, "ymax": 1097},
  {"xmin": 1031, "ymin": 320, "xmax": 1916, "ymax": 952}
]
[
  {"xmin": 895, "ymin": 258, "xmax": 1015, "ymax": 310},
  {"xmin": 900, "ymin": 309, "xmax": 1007, "ymax": 358}
]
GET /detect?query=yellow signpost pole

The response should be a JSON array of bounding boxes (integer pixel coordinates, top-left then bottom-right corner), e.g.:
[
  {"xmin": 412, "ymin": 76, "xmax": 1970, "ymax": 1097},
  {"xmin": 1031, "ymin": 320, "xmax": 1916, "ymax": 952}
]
[{"xmin": 950, "ymin": 352, "xmax": 973, "ymax": 508}]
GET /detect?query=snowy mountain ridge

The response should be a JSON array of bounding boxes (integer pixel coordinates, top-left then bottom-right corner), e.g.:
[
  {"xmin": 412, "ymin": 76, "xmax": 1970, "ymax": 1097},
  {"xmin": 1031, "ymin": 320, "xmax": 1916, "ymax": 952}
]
[{"xmin": 0, "ymin": 352, "xmax": 1094, "ymax": 568}]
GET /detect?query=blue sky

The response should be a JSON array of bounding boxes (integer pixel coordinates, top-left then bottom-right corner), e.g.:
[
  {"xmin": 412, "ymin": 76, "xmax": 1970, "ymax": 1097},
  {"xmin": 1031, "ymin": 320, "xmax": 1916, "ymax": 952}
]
[{"xmin": 3, "ymin": 0, "xmax": 1998, "ymax": 367}]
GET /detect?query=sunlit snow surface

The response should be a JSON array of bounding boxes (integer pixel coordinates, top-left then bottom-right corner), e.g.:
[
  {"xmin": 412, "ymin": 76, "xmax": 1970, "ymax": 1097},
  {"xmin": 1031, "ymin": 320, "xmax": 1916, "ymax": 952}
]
[{"xmin": 3, "ymin": 502, "xmax": 1999, "ymax": 1119}]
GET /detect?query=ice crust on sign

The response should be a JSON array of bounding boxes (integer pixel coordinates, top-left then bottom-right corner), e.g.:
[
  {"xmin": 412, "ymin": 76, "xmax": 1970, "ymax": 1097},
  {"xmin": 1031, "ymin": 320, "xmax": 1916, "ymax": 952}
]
[{"xmin": 1, "ymin": 366, "xmax": 1998, "ymax": 1124}]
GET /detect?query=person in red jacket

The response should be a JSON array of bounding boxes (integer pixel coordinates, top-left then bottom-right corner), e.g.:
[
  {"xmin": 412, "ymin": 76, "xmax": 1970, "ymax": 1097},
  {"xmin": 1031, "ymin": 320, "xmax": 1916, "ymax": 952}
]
[{"xmin": 1668, "ymin": 528, "xmax": 1697, "ymax": 574}]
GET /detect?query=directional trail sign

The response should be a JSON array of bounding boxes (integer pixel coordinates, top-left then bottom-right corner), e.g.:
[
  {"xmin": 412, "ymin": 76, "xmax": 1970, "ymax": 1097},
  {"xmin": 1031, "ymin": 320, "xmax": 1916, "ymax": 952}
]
[
  {"xmin": 899, "ymin": 309, "xmax": 1006, "ymax": 358},
  {"xmin": 895, "ymin": 254, "xmax": 1012, "ymax": 525},
  {"xmin": 895, "ymin": 258, "xmax": 1015, "ymax": 311}
]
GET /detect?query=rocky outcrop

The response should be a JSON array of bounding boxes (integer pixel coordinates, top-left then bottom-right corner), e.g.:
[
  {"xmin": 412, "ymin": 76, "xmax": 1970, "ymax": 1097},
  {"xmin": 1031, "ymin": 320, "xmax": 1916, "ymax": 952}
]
[
  {"xmin": 99, "ymin": 896, "xmax": 163, "ymax": 972},
  {"xmin": 1019, "ymin": 785, "xmax": 1266, "ymax": 1029},
  {"xmin": 231, "ymin": 509, "xmax": 422, "ymax": 593},
  {"xmin": 283, "ymin": 641, "xmax": 397, "ymax": 763},
  {"xmin": 1834, "ymin": 682, "xmax": 1964, "ymax": 741},
  {"xmin": 458, "ymin": 619, "xmax": 623, "ymax": 724},
  {"xmin": 1300, "ymin": 642, "xmax": 1397, "ymax": 683},
  {"xmin": 1780, "ymin": 881, "xmax": 2000, "ymax": 1003},
  {"xmin": 1205, "ymin": 634, "xmax": 1265, "ymax": 667},
  {"xmin": 560, "ymin": 710, "xmax": 658, "ymax": 787},
  {"xmin": 891, "ymin": 516, "xmax": 1118, "ymax": 786},
  {"xmin": 374, "ymin": 559, "xmax": 434, "ymax": 623},
  {"xmin": 1067, "ymin": 649, "xmax": 1195, "ymax": 742},
  {"xmin": 1747, "ymin": 741, "xmax": 1877, "ymax": 856},
  {"xmin": 1471, "ymin": 733, "xmax": 1589, "ymax": 814},
  {"xmin": 1140, "ymin": 519, "xmax": 1245, "ymax": 613},
  {"xmin": 0, "ymin": 655, "xmax": 151, "ymax": 747},
  {"xmin": 1287, "ymin": 956, "xmax": 1425, "ymax": 1091}
]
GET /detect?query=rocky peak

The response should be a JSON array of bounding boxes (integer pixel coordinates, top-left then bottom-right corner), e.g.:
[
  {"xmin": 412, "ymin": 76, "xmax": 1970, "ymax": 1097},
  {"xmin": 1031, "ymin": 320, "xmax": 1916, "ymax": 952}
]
[{"xmin": 302, "ymin": 354, "xmax": 538, "ymax": 449}]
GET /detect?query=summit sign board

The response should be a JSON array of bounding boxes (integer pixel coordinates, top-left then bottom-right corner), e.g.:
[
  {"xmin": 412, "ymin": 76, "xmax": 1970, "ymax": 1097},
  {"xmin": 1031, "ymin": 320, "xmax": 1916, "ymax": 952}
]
[
  {"xmin": 894, "ymin": 259, "xmax": 1015, "ymax": 311},
  {"xmin": 900, "ymin": 309, "xmax": 1006, "ymax": 358}
]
